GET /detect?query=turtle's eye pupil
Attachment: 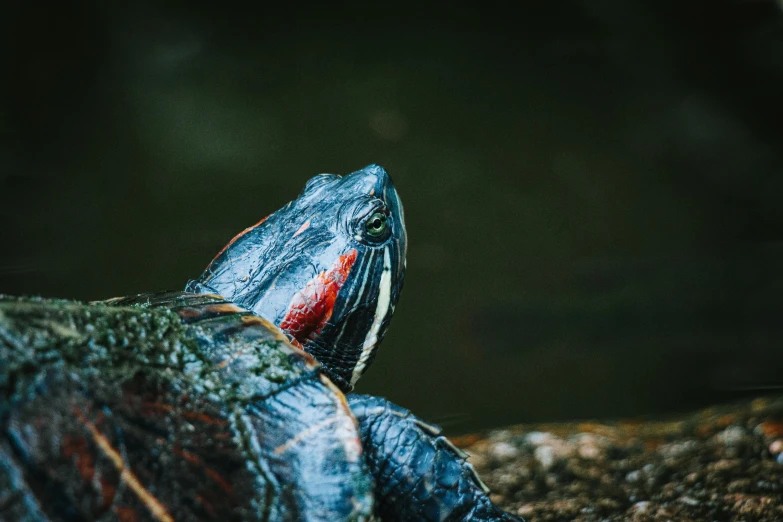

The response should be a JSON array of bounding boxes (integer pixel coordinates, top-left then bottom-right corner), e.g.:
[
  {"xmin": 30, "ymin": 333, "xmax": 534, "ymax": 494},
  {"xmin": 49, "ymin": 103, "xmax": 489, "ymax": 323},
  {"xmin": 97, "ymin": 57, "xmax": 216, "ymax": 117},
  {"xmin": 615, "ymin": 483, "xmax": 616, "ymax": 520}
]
[{"xmin": 366, "ymin": 211, "xmax": 388, "ymax": 237}]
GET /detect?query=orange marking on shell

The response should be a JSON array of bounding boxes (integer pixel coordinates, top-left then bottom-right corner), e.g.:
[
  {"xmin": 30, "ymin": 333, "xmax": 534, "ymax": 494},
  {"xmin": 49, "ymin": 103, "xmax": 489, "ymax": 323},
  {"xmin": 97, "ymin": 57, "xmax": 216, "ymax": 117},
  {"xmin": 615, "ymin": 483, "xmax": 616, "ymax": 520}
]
[
  {"xmin": 319, "ymin": 374, "xmax": 352, "ymax": 417},
  {"xmin": 177, "ymin": 303, "xmax": 244, "ymax": 320},
  {"xmin": 205, "ymin": 303, "xmax": 245, "ymax": 314},
  {"xmin": 74, "ymin": 408, "xmax": 174, "ymax": 522},
  {"xmin": 196, "ymin": 494, "xmax": 217, "ymax": 517},
  {"xmin": 172, "ymin": 446, "xmax": 235, "ymax": 495},
  {"xmin": 318, "ymin": 374, "xmax": 363, "ymax": 462},
  {"xmin": 292, "ymin": 219, "xmax": 311, "ymax": 238},
  {"xmin": 274, "ymin": 415, "xmax": 343, "ymax": 455},
  {"xmin": 205, "ymin": 468, "xmax": 234, "ymax": 495},
  {"xmin": 62, "ymin": 434, "xmax": 95, "ymax": 483},
  {"xmin": 208, "ymin": 214, "xmax": 270, "ymax": 266},
  {"xmin": 180, "ymin": 410, "xmax": 229, "ymax": 426},
  {"xmin": 279, "ymin": 249, "xmax": 358, "ymax": 346},
  {"xmin": 100, "ymin": 478, "xmax": 117, "ymax": 512},
  {"xmin": 241, "ymin": 315, "xmax": 288, "ymax": 341},
  {"xmin": 138, "ymin": 401, "xmax": 229, "ymax": 426},
  {"xmin": 173, "ymin": 446, "xmax": 201, "ymax": 466},
  {"xmin": 175, "ymin": 308, "xmax": 201, "ymax": 319},
  {"xmin": 115, "ymin": 507, "xmax": 141, "ymax": 522},
  {"xmin": 196, "ymin": 495, "xmax": 216, "ymax": 518},
  {"xmin": 240, "ymin": 315, "xmax": 266, "ymax": 326}
]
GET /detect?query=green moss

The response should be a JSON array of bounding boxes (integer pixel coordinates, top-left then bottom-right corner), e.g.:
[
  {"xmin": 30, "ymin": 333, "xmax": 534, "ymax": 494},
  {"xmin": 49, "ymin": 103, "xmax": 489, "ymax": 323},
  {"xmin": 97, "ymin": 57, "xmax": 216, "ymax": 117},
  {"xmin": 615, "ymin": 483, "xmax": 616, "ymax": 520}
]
[
  {"xmin": 0, "ymin": 295, "xmax": 317, "ymax": 408},
  {"xmin": 0, "ymin": 296, "xmax": 196, "ymax": 400}
]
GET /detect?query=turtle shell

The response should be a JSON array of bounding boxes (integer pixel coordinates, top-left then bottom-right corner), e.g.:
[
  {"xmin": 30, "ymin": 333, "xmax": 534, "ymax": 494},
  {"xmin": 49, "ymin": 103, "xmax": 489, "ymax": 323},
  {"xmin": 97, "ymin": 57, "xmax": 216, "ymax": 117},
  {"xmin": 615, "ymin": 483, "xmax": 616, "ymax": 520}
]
[{"xmin": 0, "ymin": 292, "xmax": 374, "ymax": 521}]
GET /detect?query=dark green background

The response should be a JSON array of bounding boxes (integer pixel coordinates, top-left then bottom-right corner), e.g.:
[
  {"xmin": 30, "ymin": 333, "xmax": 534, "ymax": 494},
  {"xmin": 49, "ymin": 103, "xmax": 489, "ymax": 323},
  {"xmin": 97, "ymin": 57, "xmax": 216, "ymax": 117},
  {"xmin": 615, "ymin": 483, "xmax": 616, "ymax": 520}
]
[{"xmin": 3, "ymin": 1, "xmax": 783, "ymax": 432}]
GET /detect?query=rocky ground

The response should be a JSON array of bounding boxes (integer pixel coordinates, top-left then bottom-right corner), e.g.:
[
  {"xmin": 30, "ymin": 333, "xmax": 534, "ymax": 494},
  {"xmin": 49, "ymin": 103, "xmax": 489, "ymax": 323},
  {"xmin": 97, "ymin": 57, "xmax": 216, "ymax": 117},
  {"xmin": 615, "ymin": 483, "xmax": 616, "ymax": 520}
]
[{"xmin": 457, "ymin": 397, "xmax": 783, "ymax": 522}]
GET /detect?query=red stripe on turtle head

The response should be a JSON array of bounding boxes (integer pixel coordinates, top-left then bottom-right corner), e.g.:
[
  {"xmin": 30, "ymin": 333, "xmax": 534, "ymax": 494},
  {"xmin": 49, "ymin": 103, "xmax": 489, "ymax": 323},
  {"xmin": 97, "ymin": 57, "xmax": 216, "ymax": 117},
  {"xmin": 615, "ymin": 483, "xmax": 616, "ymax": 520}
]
[{"xmin": 279, "ymin": 249, "xmax": 358, "ymax": 346}]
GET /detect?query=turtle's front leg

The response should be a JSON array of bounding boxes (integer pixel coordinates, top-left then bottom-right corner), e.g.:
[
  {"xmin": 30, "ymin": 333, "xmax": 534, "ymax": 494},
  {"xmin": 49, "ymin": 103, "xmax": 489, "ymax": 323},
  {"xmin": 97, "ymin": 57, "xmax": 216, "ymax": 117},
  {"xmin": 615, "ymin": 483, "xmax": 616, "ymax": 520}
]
[{"xmin": 347, "ymin": 395, "xmax": 523, "ymax": 522}]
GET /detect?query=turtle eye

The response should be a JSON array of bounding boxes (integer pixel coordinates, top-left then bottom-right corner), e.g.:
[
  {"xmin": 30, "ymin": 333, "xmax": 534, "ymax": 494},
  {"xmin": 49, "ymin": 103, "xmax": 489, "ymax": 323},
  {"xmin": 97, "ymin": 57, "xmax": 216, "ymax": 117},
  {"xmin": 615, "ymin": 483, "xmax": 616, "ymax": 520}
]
[{"xmin": 365, "ymin": 210, "xmax": 389, "ymax": 239}]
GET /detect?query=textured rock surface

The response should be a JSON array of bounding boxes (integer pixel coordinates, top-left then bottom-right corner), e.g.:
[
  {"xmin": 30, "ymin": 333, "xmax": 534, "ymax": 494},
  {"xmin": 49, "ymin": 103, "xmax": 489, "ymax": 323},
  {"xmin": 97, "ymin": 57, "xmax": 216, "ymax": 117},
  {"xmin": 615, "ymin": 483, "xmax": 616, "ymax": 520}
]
[{"xmin": 458, "ymin": 397, "xmax": 783, "ymax": 521}]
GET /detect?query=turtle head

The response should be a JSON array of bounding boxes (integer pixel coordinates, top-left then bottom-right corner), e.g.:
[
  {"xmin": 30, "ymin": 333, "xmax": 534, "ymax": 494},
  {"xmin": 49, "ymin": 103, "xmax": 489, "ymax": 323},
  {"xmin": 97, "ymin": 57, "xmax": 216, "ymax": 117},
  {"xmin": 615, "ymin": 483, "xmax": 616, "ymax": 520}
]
[{"xmin": 187, "ymin": 164, "xmax": 407, "ymax": 391}]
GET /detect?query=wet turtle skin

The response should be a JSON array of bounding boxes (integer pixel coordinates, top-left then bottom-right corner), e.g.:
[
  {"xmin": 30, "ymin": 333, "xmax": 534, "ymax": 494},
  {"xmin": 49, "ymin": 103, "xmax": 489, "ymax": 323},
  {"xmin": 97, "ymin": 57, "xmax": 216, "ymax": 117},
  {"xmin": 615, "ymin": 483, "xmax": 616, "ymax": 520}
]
[
  {"xmin": 0, "ymin": 292, "xmax": 373, "ymax": 521},
  {"xmin": 0, "ymin": 165, "xmax": 522, "ymax": 522}
]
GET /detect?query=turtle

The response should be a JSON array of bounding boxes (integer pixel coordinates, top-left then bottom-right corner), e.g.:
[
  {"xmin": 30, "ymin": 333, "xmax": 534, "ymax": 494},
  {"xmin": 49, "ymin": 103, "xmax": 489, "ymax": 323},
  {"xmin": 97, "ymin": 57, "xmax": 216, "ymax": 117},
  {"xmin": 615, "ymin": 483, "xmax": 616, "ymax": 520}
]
[{"xmin": 0, "ymin": 165, "xmax": 522, "ymax": 522}]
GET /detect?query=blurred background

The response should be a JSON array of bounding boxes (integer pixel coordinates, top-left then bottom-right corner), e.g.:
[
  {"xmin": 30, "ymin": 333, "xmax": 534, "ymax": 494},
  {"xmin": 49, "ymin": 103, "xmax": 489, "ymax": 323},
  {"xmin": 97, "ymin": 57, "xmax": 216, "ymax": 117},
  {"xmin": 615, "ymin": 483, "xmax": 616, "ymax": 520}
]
[{"xmin": 2, "ymin": 1, "xmax": 783, "ymax": 433}]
